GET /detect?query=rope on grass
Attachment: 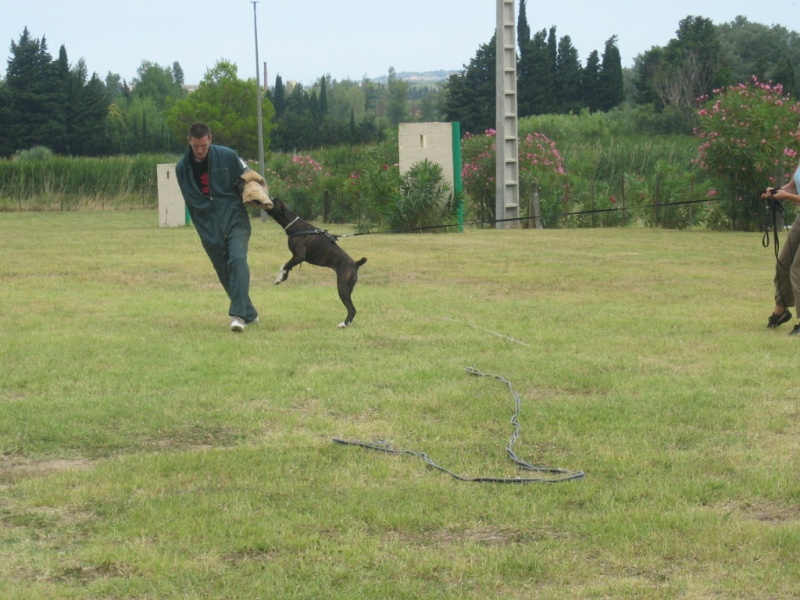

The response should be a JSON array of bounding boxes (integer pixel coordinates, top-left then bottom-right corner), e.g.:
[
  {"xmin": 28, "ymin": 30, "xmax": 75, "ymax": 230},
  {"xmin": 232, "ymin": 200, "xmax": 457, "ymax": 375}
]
[
  {"xmin": 442, "ymin": 317, "xmax": 530, "ymax": 347},
  {"xmin": 333, "ymin": 367, "xmax": 585, "ymax": 484}
]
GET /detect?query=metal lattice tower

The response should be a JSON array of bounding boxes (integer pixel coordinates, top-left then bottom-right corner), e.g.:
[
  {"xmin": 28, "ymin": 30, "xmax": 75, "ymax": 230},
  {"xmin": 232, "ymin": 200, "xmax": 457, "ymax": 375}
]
[{"xmin": 495, "ymin": 0, "xmax": 519, "ymax": 228}]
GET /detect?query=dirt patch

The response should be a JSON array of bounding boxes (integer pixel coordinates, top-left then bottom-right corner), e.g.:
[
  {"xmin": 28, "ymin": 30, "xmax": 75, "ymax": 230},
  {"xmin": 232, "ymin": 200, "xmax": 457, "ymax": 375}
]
[
  {"xmin": 0, "ymin": 458, "xmax": 93, "ymax": 484},
  {"xmin": 722, "ymin": 501, "xmax": 800, "ymax": 524},
  {"xmin": 385, "ymin": 526, "xmax": 568, "ymax": 548}
]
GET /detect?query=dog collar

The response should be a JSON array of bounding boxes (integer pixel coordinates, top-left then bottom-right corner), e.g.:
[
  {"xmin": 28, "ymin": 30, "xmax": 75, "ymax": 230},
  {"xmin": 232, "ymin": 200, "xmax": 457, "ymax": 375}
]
[{"xmin": 284, "ymin": 216, "xmax": 300, "ymax": 231}]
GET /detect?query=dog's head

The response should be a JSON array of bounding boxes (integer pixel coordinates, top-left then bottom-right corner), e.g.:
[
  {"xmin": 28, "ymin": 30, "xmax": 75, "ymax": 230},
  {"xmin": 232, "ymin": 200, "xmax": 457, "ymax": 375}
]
[{"xmin": 264, "ymin": 196, "xmax": 287, "ymax": 219}]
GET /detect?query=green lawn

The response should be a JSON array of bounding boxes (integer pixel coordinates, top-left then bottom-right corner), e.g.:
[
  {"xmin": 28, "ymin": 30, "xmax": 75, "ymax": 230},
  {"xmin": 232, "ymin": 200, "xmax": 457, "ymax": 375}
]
[{"xmin": 1, "ymin": 211, "xmax": 798, "ymax": 599}]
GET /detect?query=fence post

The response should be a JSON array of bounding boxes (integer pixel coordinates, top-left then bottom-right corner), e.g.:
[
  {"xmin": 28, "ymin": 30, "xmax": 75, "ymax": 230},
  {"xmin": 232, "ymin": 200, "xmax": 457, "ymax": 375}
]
[{"xmin": 532, "ymin": 184, "xmax": 543, "ymax": 229}]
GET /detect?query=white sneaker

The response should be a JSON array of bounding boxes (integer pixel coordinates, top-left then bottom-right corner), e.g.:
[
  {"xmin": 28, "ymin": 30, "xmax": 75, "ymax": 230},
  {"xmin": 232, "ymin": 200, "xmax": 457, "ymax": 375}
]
[{"xmin": 230, "ymin": 317, "xmax": 246, "ymax": 333}]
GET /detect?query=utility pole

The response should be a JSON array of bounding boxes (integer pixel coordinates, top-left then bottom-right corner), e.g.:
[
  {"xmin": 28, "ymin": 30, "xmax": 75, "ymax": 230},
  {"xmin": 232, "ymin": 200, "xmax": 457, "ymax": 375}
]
[
  {"xmin": 251, "ymin": 1, "xmax": 267, "ymax": 220},
  {"xmin": 495, "ymin": 0, "xmax": 520, "ymax": 228}
]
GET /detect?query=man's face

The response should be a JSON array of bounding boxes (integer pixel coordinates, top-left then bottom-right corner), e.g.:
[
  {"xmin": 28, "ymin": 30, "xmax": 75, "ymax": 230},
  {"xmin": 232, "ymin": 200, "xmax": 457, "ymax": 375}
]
[{"xmin": 189, "ymin": 135, "xmax": 212, "ymax": 161}]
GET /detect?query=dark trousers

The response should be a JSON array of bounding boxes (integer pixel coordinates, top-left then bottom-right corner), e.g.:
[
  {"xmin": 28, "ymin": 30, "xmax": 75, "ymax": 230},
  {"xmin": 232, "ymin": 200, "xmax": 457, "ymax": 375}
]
[
  {"xmin": 774, "ymin": 215, "xmax": 800, "ymax": 314},
  {"xmin": 202, "ymin": 225, "xmax": 258, "ymax": 322}
]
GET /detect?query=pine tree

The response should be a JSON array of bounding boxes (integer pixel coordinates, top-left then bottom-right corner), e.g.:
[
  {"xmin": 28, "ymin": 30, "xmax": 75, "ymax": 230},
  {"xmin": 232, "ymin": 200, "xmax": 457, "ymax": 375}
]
[
  {"xmin": 0, "ymin": 82, "xmax": 12, "ymax": 156},
  {"xmin": 70, "ymin": 74, "xmax": 109, "ymax": 155},
  {"xmin": 6, "ymin": 28, "xmax": 66, "ymax": 152},
  {"xmin": 51, "ymin": 45, "xmax": 72, "ymax": 154},
  {"xmin": 272, "ymin": 83, "xmax": 316, "ymax": 151},
  {"xmin": 632, "ymin": 47, "xmax": 665, "ymax": 108}
]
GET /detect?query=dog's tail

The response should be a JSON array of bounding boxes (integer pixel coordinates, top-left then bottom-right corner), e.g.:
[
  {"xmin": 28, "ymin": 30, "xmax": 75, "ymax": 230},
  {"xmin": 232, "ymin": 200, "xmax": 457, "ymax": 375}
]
[{"xmin": 356, "ymin": 257, "xmax": 367, "ymax": 269}]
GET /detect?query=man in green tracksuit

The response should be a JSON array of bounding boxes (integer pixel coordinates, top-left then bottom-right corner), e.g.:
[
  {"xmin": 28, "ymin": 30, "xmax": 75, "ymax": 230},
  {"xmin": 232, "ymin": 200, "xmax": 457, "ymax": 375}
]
[{"xmin": 176, "ymin": 122, "xmax": 259, "ymax": 332}]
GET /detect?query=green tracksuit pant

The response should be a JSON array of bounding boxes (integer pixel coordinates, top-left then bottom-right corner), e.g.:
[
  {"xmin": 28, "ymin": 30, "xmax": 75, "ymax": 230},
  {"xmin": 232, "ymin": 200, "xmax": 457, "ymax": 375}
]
[{"xmin": 200, "ymin": 224, "xmax": 258, "ymax": 323}]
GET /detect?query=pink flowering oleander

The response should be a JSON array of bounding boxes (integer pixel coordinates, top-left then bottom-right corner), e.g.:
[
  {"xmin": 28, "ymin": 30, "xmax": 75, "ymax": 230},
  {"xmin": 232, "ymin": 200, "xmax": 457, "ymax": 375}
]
[
  {"xmin": 461, "ymin": 128, "xmax": 567, "ymax": 212},
  {"xmin": 694, "ymin": 76, "xmax": 800, "ymax": 228}
]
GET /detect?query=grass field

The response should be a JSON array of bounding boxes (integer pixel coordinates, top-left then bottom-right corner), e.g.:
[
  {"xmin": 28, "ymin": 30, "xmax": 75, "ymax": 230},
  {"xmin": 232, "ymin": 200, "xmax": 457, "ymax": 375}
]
[{"xmin": 1, "ymin": 211, "xmax": 799, "ymax": 599}]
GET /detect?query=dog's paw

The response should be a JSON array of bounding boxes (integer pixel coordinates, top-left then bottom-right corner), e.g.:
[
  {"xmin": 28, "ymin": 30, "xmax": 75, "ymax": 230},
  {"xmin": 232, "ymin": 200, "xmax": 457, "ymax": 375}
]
[
  {"xmin": 337, "ymin": 321, "xmax": 350, "ymax": 328},
  {"xmin": 273, "ymin": 270, "xmax": 287, "ymax": 285}
]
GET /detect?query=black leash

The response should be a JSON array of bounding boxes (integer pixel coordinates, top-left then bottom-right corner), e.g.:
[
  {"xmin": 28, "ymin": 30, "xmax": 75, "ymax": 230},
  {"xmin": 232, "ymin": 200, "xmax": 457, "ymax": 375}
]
[
  {"xmin": 333, "ymin": 367, "xmax": 585, "ymax": 484},
  {"xmin": 762, "ymin": 194, "xmax": 784, "ymax": 255},
  {"xmin": 762, "ymin": 192, "xmax": 794, "ymax": 312},
  {"xmin": 326, "ymin": 196, "xmax": 721, "ymax": 238}
]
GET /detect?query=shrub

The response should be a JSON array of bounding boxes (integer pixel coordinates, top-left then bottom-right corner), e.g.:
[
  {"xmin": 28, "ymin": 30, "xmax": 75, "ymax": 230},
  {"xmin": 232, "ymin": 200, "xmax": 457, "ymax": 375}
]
[
  {"xmin": 389, "ymin": 159, "xmax": 453, "ymax": 232},
  {"xmin": 13, "ymin": 146, "xmax": 55, "ymax": 161},
  {"xmin": 517, "ymin": 132, "xmax": 567, "ymax": 227},
  {"xmin": 461, "ymin": 129, "xmax": 567, "ymax": 227},
  {"xmin": 696, "ymin": 77, "xmax": 800, "ymax": 231},
  {"xmin": 265, "ymin": 154, "xmax": 328, "ymax": 219},
  {"xmin": 345, "ymin": 140, "xmax": 400, "ymax": 232},
  {"xmin": 460, "ymin": 130, "xmax": 496, "ymax": 225}
]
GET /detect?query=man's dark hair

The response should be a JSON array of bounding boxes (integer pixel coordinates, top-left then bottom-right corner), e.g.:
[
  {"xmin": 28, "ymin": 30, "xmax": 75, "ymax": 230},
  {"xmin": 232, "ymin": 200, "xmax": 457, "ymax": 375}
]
[{"xmin": 188, "ymin": 122, "xmax": 211, "ymax": 138}]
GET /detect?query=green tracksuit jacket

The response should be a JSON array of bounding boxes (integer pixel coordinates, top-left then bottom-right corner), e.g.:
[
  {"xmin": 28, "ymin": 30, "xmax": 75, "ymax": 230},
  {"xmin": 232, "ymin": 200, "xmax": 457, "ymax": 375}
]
[{"xmin": 176, "ymin": 144, "xmax": 258, "ymax": 323}]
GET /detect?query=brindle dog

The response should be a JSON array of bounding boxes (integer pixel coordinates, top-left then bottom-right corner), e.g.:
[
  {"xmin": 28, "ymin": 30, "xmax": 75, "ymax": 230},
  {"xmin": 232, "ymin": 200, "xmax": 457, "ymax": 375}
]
[{"xmin": 265, "ymin": 197, "xmax": 367, "ymax": 328}]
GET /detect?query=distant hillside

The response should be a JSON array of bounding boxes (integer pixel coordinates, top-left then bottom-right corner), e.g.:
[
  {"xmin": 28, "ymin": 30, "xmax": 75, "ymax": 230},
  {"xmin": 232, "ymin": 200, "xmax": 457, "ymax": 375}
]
[{"xmin": 371, "ymin": 70, "xmax": 459, "ymax": 84}]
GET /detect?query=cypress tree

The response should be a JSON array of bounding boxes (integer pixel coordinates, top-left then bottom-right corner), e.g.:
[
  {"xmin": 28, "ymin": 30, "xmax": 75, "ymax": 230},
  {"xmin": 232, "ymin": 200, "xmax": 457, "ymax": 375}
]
[
  {"xmin": 555, "ymin": 35, "xmax": 583, "ymax": 114},
  {"xmin": 441, "ymin": 34, "xmax": 495, "ymax": 134},
  {"xmin": 51, "ymin": 45, "xmax": 72, "ymax": 154},
  {"xmin": 518, "ymin": 29, "xmax": 555, "ymax": 116},
  {"xmin": 598, "ymin": 36, "xmax": 624, "ymax": 111},
  {"xmin": 517, "ymin": 0, "xmax": 530, "ymax": 59},
  {"xmin": 319, "ymin": 76, "xmax": 329, "ymax": 116},
  {"xmin": 582, "ymin": 50, "xmax": 601, "ymax": 112},
  {"xmin": 547, "ymin": 26, "xmax": 558, "ymax": 112},
  {"xmin": 272, "ymin": 75, "xmax": 286, "ymax": 117}
]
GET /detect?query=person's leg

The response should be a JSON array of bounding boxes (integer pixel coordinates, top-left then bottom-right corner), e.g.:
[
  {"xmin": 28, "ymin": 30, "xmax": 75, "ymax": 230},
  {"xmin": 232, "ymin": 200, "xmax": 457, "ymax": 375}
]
[
  {"xmin": 201, "ymin": 238, "xmax": 235, "ymax": 302},
  {"xmin": 225, "ymin": 226, "xmax": 258, "ymax": 323},
  {"xmin": 772, "ymin": 217, "xmax": 800, "ymax": 315}
]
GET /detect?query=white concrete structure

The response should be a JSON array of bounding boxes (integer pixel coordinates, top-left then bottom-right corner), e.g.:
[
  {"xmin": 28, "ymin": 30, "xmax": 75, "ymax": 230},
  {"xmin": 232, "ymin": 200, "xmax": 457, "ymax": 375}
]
[
  {"xmin": 398, "ymin": 122, "xmax": 456, "ymax": 189},
  {"xmin": 157, "ymin": 163, "xmax": 189, "ymax": 227},
  {"xmin": 496, "ymin": 0, "xmax": 520, "ymax": 228}
]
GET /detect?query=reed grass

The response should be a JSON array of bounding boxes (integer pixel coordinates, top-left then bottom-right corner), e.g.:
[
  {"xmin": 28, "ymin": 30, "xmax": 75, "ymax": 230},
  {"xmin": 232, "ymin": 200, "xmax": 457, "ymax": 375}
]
[{"xmin": 0, "ymin": 154, "xmax": 176, "ymax": 211}]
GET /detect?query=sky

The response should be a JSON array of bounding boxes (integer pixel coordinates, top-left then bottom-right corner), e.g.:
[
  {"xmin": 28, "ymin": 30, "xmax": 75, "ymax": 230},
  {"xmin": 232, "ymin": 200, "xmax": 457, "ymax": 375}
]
[{"xmin": 1, "ymin": 0, "xmax": 797, "ymax": 87}]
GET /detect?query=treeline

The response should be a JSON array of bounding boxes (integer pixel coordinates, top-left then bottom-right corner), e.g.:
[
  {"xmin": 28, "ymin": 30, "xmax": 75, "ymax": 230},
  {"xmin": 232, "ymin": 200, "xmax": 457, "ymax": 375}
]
[
  {"xmin": 441, "ymin": 28, "xmax": 624, "ymax": 135},
  {"xmin": 1, "ymin": 12, "xmax": 798, "ymax": 159},
  {"xmin": 0, "ymin": 27, "xmax": 443, "ymax": 159},
  {"xmin": 267, "ymin": 68, "xmax": 442, "ymax": 151},
  {"xmin": 443, "ymin": 5, "xmax": 799, "ymax": 135}
]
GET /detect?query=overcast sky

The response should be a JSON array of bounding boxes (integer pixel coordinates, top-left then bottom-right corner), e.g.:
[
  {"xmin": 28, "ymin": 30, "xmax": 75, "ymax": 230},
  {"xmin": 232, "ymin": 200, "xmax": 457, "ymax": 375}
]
[{"xmin": 1, "ymin": 1, "xmax": 797, "ymax": 87}]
